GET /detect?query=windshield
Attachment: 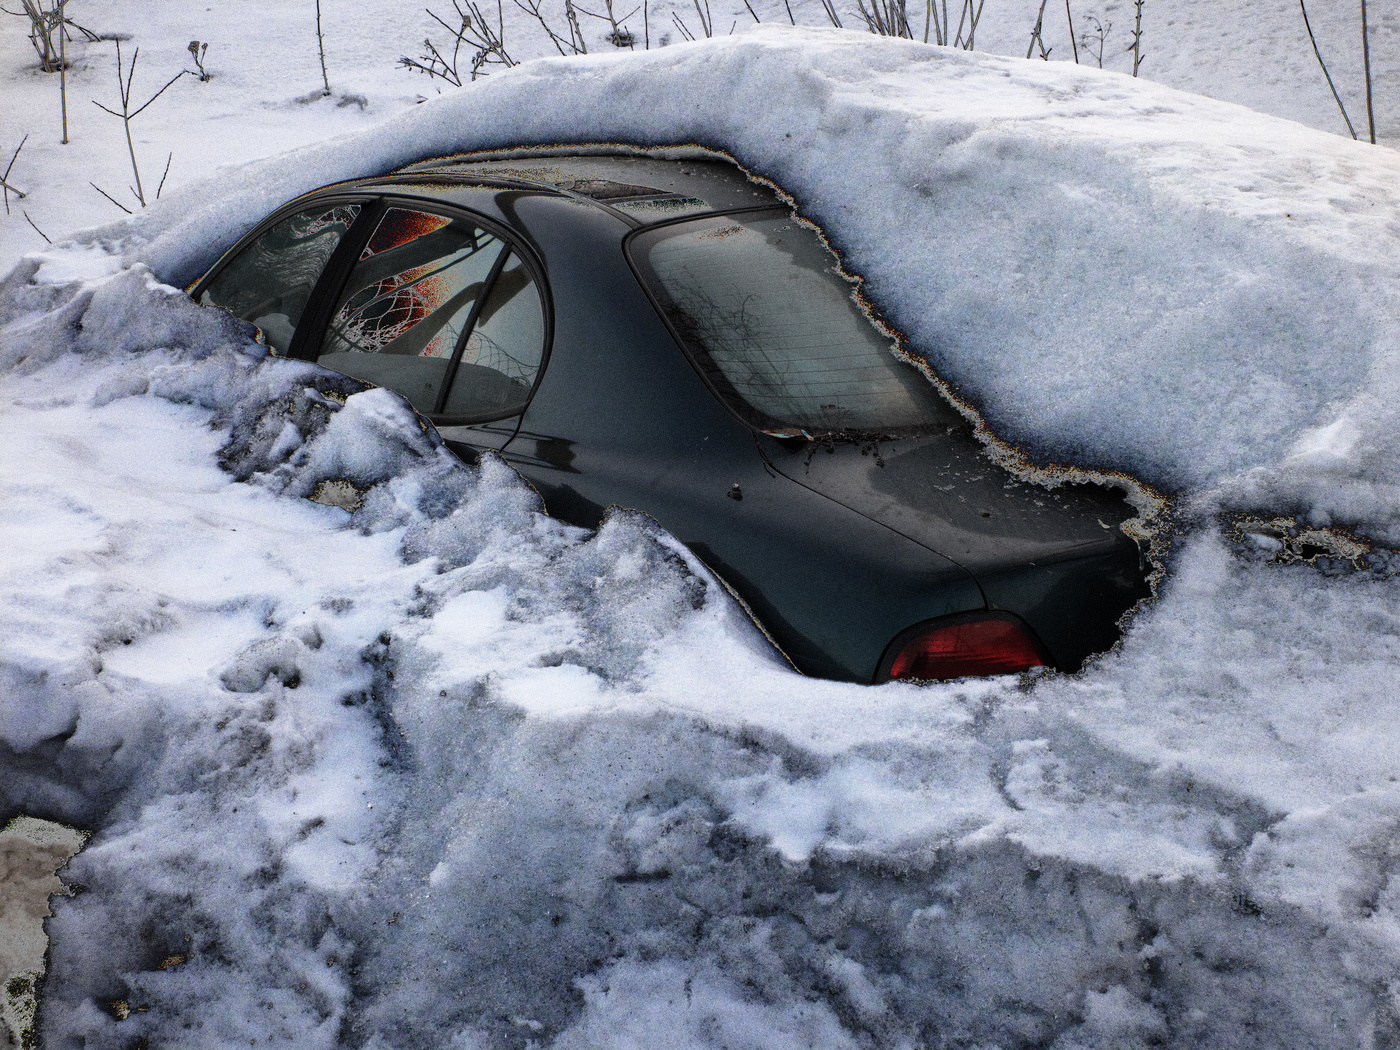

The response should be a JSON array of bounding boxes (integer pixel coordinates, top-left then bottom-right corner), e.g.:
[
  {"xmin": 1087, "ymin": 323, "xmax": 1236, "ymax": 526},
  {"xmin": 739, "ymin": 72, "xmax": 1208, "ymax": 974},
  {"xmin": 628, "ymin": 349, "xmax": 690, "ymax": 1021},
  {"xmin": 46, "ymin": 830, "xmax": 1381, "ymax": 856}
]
[{"xmin": 630, "ymin": 209, "xmax": 956, "ymax": 435}]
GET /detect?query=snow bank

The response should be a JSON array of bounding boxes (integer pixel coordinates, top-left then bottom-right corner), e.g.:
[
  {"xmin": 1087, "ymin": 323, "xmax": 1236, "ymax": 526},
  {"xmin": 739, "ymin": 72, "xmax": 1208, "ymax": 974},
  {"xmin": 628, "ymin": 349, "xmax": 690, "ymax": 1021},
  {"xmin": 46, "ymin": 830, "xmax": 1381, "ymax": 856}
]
[
  {"xmin": 5, "ymin": 29, "xmax": 1400, "ymax": 1050},
  {"xmin": 69, "ymin": 24, "xmax": 1400, "ymax": 546}
]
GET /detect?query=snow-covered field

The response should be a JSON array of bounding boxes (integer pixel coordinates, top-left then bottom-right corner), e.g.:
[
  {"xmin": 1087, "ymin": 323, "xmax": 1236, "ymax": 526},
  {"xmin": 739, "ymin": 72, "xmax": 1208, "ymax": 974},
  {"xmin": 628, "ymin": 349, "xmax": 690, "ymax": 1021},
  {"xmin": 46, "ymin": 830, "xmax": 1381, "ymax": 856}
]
[{"xmin": 4, "ymin": 4, "xmax": 1400, "ymax": 1049}]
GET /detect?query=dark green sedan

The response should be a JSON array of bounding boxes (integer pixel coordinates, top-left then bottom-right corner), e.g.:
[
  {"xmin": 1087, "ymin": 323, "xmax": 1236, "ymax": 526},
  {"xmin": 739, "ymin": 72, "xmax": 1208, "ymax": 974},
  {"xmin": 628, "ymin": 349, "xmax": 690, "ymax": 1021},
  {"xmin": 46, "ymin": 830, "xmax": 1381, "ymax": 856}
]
[{"xmin": 192, "ymin": 151, "xmax": 1150, "ymax": 684}]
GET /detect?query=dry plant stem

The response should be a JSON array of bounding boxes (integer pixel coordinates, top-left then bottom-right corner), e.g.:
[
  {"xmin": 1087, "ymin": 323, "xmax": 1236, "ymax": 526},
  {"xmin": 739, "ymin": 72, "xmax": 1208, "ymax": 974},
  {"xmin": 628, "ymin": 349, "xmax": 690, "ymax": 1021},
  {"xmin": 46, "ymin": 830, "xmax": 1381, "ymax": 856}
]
[
  {"xmin": 1027, "ymin": 0, "xmax": 1050, "ymax": 58},
  {"xmin": 4, "ymin": 0, "xmax": 61, "ymax": 68},
  {"xmin": 923, "ymin": 0, "xmax": 952, "ymax": 47},
  {"xmin": 784, "ymin": 0, "xmax": 795, "ymax": 25},
  {"xmin": 643, "ymin": 0, "xmax": 649, "ymax": 46},
  {"xmin": 90, "ymin": 180, "xmax": 132, "ymax": 213},
  {"xmin": 58, "ymin": 0, "xmax": 67, "ymax": 142},
  {"xmin": 23, "ymin": 211, "xmax": 51, "ymax": 243},
  {"xmin": 404, "ymin": 0, "xmax": 513, "ymax": 85},
  {"xmin": 858, "ymin": 0, "xmax": 911, "ymax": 38},
  {"xmin": 2, "ymin": 136, "xmax": 28, "ymax": 215},
  {"xmin": 0, "ymin": 174, "xmax": 25, "ymax": 211},
  {"xmin": 956, "ymin": 0, "xmax": 984, "ymax": 48},
  {"xmin": 670, "ymin": 10, "xmax": 694, "ymax": 39},
  {"xmin": 564, "ymin": 0, "xmax": 587, "ymax": 52},
  {"xmin": 1079, "ymin": 14, "xmax": 1107, "ymax": 67},
  {"xmin": 1064, "ymin": 0, "xmax": 1077, "ymax": 61},
  {"xmin": 156, "ymin": 152, "xmax": 172, "ymax": 199},
  {"xmin": 1299, "ymin": 0, "xmax": 1357, "ymax": 138},
  {"xmin": 575, "ymin": 0, "xmax": 641, "ymax": 47},
  {"xmin": 1361, "ymin": 0, "xmax": 1376, "ymax": 143},
  {"xmin": 510, "ymin": 0, "xmax": 579, "ymax": 55},
  {"xmin": 316, "ymin": 0, "xmax": 331, "ymax": 95},
  {"xmin": 1129, "ymin": 0, "xmax": 1144, "ymax": 74},
  {"xmin": 91, "ymin": 41, "xmax": 187, "ymax": 208},
  {"xmin": 740, "ymin": 0, "xmax": 759, "ymax": 23},
  {"xmin": 187, "ymin": 40, "xmax": 212, "ymax": 80},
  {"xmin": 820, "ymin": 0, "xmax": 843, "ymax": 28}
]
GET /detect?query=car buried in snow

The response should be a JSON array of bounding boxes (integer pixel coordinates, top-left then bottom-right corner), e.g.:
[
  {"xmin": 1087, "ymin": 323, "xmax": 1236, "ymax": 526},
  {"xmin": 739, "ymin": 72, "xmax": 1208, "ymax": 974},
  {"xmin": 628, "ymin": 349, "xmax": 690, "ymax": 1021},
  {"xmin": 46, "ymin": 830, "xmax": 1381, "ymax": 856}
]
[{"xmin": 192, "ymin": 151, "xmax": 1150, "ymax": 685}]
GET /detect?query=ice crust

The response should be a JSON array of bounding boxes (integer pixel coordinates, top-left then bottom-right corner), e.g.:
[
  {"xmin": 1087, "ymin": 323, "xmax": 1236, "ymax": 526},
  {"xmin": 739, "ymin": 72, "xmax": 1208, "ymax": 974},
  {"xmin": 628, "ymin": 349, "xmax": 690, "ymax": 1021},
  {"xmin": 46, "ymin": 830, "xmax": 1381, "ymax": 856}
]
[{"xmin": 4, "ymin": 29, "xmax": 1400, "ymax": 1050}]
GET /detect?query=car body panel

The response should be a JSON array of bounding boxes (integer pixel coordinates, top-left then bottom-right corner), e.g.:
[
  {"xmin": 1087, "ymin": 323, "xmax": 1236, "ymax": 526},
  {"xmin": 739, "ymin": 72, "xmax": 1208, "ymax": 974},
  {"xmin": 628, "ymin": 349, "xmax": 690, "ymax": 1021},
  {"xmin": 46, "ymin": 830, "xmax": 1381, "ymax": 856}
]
[{"xmin": 755, "ymin": 431, "xmax": 1148, "ymax": 668}]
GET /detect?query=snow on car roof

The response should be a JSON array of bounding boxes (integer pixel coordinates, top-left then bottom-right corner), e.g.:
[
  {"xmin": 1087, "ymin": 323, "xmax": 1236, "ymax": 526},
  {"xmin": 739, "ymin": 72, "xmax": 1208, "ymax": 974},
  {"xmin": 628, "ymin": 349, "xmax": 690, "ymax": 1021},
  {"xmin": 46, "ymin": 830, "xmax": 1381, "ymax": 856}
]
[{"xmin": 396, "ymin": 150, "xmax": 784, "ymax": 215}]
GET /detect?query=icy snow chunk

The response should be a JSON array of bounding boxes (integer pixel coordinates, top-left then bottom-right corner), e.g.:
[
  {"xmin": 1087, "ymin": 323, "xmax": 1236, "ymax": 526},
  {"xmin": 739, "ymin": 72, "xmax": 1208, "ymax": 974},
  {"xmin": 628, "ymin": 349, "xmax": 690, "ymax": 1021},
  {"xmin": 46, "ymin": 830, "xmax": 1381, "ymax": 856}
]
[{"xmin": 553, "ymin": 960, "xmax": 862, "ymax": 1050}]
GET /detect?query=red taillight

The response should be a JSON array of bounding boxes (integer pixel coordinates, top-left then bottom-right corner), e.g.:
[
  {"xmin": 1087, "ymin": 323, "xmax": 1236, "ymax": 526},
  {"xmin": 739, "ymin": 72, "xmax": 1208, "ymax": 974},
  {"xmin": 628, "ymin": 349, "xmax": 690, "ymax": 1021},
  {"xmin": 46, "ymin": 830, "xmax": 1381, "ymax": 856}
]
[{"xmin": 882, "ymin": 614, "xmax": 1049, "ymax": 682}]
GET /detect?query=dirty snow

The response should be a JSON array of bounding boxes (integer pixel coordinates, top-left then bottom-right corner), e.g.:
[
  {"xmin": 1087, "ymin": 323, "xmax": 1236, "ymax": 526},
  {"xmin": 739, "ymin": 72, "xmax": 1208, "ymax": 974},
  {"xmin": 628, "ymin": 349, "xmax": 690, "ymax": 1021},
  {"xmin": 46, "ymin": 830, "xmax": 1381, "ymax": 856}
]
[{"xmin": 3, "ymin": 20, "xmax": 1400, "ymax": 1050}]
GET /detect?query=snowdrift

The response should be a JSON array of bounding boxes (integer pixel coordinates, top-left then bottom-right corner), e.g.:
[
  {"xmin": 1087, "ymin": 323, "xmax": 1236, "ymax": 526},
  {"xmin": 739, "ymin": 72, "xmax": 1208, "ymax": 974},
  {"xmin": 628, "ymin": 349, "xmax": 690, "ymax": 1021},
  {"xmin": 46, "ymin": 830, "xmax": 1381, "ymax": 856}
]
[{"xmin": 4, "ymin": 27, "xmax": 1400, "ymax": 1049}]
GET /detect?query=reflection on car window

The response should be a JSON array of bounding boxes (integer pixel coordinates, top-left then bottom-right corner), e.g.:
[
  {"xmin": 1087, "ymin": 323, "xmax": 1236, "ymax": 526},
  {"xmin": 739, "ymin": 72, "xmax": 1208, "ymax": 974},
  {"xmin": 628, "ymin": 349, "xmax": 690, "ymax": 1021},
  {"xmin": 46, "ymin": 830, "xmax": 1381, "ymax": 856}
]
[
  {"xmin": 199, "ymin": 204, "xmax": 360, "ymax": 353},
  {"xmin": 317, "ymin": 208, "xmax": 506, "ymax": 414},
  {"xmin": 631, "ymin": 210, "xmax": 957, "ymax": 435},
  {"xmin": 441, "ymin": 253, "xmax": 545, "ymax": 418}
]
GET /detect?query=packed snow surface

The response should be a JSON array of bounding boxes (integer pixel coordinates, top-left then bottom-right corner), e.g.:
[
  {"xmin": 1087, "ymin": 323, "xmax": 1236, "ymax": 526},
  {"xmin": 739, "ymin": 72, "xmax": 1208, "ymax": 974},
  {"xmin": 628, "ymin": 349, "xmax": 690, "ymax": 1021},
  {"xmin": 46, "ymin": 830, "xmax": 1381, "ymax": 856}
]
[{"xmin": 3, "ymin": 28, "xmax": 1400, "ymax": 1050}]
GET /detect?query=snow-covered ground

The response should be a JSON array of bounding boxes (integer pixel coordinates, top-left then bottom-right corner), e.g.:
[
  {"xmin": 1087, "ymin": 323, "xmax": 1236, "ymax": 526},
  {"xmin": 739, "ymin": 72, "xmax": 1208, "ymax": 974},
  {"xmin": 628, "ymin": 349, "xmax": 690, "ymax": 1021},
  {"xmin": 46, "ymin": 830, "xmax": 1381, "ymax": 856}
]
[{"xmin": 4, "ymin": 6, "xmax": 1400, "ymax": 1050}]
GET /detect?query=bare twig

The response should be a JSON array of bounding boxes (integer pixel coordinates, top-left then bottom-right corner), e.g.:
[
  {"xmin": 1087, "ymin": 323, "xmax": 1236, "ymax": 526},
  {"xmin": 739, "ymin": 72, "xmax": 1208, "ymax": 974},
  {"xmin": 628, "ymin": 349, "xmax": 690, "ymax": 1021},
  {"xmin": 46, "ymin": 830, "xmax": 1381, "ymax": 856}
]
[
  {"xmin": 1064, "ymin": 0, "xmax": 1077, "ymax": 62},
  {"xmin": 564, "ymin": 0, "xmax": 587, "ymax": 52},
  {"xmin": 90, "ymin": 181, "xmax": 133, "ymax": 214},
  {"xmin": 156, "ymin": 151, "xmax": 173, "ymax": 198},
  {"xmin": 1299, "ymin": 0, "xmax": 1357, "ymax": 139},
  {"xmin": 670, "ymin": 10, "xmax": 695, "ymax": 39},
  {"xmin": 2, "ymin": 0, "xmax": 85, "ymax": 70},
  {"xmin": 1, "ymin": 0, "xmax": 94, "ymax": 140},
  {"xmin": 187, "ymin": 40, "xmax": 211, "ymax": 80},
  {"xmin": 316, "ymin": 0, "xmax": 331, "ymax": 95},
  {"xmin": 1127, "ymin": 0, "xmax": 1144, "ymax": 75},
  {"xmin": 1027, "ymin": 0, "xmax": 1050, "ymax": 58},
  {"xmin": 575, "ymin": 0, "xmax": 641, "ymax": 46},
  {"xmin": 2, "ymin": 135, "xmax": 28, "ymax": 215},
  {"xmin": 24, "ymin": 210, "xmax": 52, "ymax": 243},
  {"xmin": 956, "ymin": 0, "xmax": 984, "ymax": 48},
  {"xmin": 58, "ymin": 0, "xmax": 67, "ymax": 141},
  {"xmin": 858, "ymin": 0, "xmax": 912, "ymax": 39},
  {"xmin": 91, "ymin": 41, "xmax": 187, "ymax": 207},
  {"xmin": 1361, "ymin": 0, "xmax": 1376, "ymax": 143},
  {"xmin": 512, "ymin": 0, "xmax": 584, "ymax": 54},
  {"xmin": 1078, "ymin": 13, "xmax": 1108, "ymax": 68},
  {"xmin": 401, "ymin": 0, "xmax": 515, "ymax": 84}
]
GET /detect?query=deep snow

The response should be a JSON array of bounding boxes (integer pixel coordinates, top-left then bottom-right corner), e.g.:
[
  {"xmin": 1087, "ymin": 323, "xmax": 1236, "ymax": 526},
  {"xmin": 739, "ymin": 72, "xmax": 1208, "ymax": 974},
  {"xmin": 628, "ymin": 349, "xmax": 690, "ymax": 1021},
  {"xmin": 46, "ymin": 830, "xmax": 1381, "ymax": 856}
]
[{"xmin": 4, "ymin": 22, "xmax": 1400, "ymax": 1050}]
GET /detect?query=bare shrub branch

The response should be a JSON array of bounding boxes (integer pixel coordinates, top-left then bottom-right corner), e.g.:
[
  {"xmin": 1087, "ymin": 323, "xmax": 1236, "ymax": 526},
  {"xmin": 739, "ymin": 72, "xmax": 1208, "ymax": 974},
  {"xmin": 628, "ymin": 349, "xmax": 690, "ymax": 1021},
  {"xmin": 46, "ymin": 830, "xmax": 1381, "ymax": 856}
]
[
  {"xmin": 2, "ymin": 135, "xmax": 28, "ymax": 215},
  {"xmin": 1299, "ymin": 0, "xmax": 1357, "ymax": 138},
  {"xmin": 91, "ymin": 41, "xmax": 186, "ymax": 207},
  {"xmin": 23, "ymin": 210, "xmax": 51, "ymax": 243}
]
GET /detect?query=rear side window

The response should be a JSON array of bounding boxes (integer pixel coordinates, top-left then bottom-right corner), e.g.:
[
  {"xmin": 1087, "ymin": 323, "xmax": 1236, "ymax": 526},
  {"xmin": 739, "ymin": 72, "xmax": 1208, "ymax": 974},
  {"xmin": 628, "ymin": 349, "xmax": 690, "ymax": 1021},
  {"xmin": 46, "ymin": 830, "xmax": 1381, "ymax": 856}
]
[
  {"xmin": 316, "ymin": 208, "xmax": 544, "ymax": 420},
  {"xmin": 630, "ymin": 210, "xmax": 956, "ymax": 436},
  {"xmin": 199, "ymin": 204, "xmax": 360, "ymax": 353},
  {"xmin": 441, "ymin": 253, "xmax": 546, "ymax": 417}
]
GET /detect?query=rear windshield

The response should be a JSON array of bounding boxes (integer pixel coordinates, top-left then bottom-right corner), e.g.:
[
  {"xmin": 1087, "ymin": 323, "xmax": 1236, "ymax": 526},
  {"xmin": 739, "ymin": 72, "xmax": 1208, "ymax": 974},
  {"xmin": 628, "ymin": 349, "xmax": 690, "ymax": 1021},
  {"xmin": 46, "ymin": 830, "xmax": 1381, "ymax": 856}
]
[{"xmin": 629, "ymin": 209, "xmax": 955, "ymax": 435}]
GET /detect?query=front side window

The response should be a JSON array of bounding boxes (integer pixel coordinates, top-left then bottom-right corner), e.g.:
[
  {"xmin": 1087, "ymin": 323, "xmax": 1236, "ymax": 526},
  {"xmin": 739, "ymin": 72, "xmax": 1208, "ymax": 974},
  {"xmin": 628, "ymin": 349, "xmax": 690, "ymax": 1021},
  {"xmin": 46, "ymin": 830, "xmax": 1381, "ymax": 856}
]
[
  {"xmin": 199, "ymin": 203, "xmax": 361, "ymax": 353},
  {"xmin": 630, "ymin": 210, "xmax": 956, "ymax": 436}
]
